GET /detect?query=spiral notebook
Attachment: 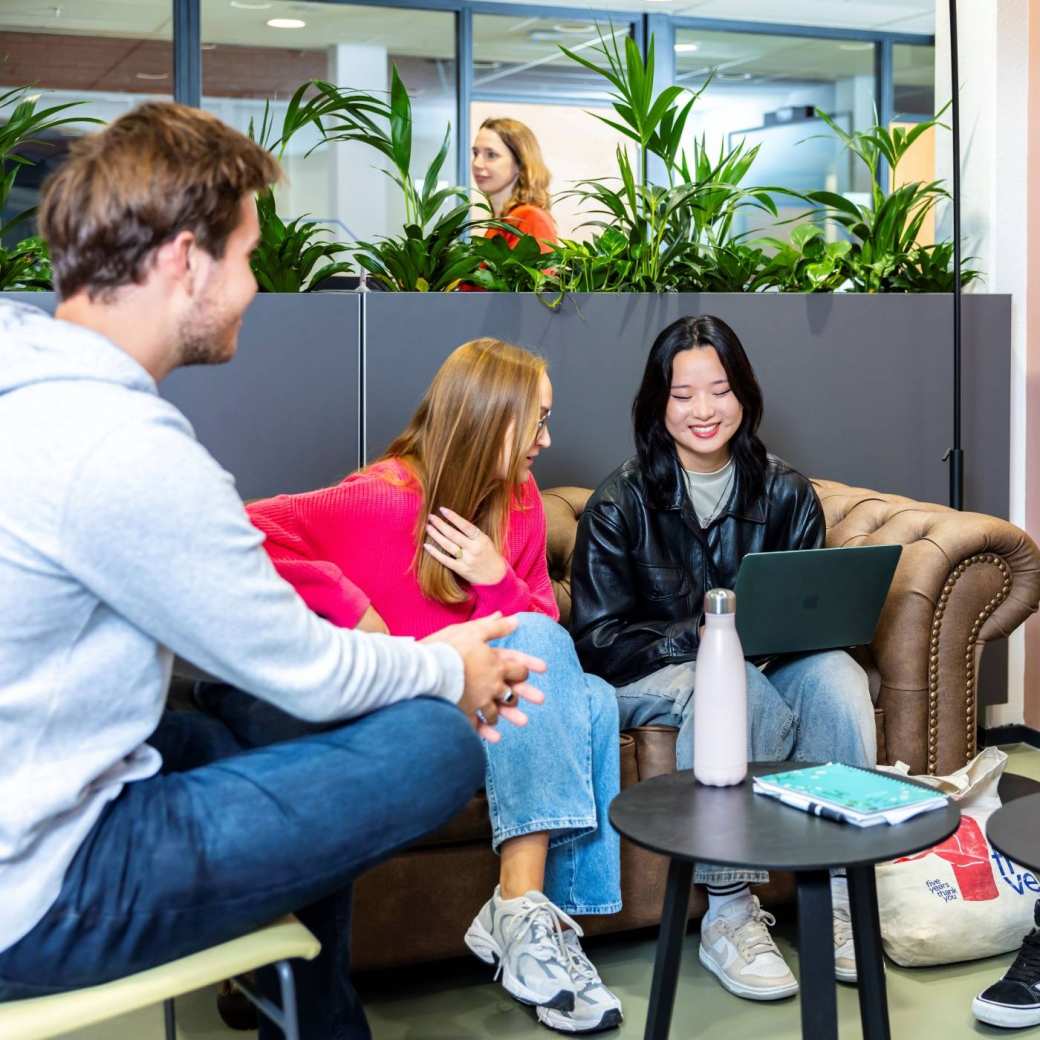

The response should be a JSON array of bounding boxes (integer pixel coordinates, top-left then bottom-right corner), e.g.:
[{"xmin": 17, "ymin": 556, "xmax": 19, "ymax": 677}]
[{"xmin": 752, "ymin": 762, "xmax": 949, "ymax": 827}]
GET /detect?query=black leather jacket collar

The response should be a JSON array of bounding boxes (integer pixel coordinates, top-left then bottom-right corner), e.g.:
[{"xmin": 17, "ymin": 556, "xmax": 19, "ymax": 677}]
[{"xmin": 570, "ymin": 453, "xmax": 824, "ymax": 686}]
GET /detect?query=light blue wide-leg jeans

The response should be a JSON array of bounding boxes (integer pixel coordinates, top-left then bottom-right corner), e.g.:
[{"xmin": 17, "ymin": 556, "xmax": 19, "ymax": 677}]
[
  {"xmin": 615, "ymin": 650, "xmax": 875, "ymax": 885},
  {"xmin": 487, "ymin": 612, "xmax": 622, "ymax": 915}
]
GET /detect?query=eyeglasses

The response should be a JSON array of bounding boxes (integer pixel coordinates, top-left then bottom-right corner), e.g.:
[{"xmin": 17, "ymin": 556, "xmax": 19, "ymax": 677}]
[{"xmin": 536, "ymin": 410, "xmax": 552, "ymax": 433}]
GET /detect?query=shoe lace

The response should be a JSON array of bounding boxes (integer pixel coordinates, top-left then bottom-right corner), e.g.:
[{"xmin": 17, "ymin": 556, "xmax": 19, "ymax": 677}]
[
  {"xmin": 496, "ymin": 900, "xmax": 581, "ymax": 980},
  {"xmin": 731, "ymin": 903, "xmax": 781, "ymax": 963},
  {"xmin": 561, "ymin": 932, "xmax": 600, "ymax": 988},
  {"xmin": 832, "ymin": 904, "xmax": 853, "ymax": 944},
  {"xmin": 1006, "ymin": 929, "xmax": 1040, "ymax": 985}
]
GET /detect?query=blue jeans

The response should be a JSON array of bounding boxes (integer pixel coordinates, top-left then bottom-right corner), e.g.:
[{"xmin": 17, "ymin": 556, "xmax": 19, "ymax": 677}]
[
  {"xmin": 203, "ymin": 614, "xmax": 623, "ymax": 917},
  {"xmin": 0, "ymin": 698, "xmax": 484, "ymax": 1040},
  {"xmin": 616, "ymin": 650, "xmax": 876, "ymax": 884},
  {"xmin": 487, "ymin": 613, "xmax": 622, "ymax": 915}
]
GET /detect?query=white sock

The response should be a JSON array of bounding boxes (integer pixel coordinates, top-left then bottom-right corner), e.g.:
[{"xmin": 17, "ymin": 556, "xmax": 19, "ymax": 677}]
[{"xmin": 706, "ymin": 883, "xmax": 753, "ymax": 918}]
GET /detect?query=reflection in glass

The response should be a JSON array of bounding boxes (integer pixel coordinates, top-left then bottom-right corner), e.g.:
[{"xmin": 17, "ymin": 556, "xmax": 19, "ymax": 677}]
[
  {"xmin": 675, "ymin": 29, "xmax": 875, "ymax": 241},
  {"xmin": 200, "ymin": 0, "xmax": 456, "ymax": 245},
  {"xmin": 0, "ymin": 1, "xmax": 173, "ymax": 236}
]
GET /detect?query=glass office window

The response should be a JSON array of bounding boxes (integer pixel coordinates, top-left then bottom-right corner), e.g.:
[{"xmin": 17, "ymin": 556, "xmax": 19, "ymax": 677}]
[
  {"xmin": 891, "ymin": 43, "xmax": 937, "ymax": 243},
  {"xmin": 201, "ymin": 0, "xmax": 456, "ymax": 245},
  {"xmin": 894, "ymin": 43, "xmax": 935, "ymax": 118},
  {"xmin": 0, "ymin": 0, "xmax": 173, "ymax": 238},
  {"xmin": 471, "ymin": 15, "xmax": 635, "ymax": 240},
  {"xmin": 674, "ymin": 29, "xmax": 876, "ymax": 240}
]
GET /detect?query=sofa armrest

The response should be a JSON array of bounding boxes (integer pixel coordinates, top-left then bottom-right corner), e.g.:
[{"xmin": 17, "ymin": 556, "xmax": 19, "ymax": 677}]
[{"xmin": 814, "ymin": 480, "xmax": 1040, "ymax": 775}]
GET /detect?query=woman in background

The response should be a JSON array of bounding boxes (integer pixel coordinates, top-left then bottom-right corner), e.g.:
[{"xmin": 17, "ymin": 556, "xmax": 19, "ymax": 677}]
[{"xmin": 472, "ymin": 117, "xmax": 557, "ymax": 252}]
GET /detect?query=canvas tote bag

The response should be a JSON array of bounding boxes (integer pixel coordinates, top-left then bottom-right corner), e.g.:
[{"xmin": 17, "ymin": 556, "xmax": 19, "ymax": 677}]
[{"xmin": 875, "ymin": 747, "xmax": 1040, "ymax": 966}]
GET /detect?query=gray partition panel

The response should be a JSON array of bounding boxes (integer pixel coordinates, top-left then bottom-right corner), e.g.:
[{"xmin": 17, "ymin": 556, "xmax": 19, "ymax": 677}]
[
  {"xmin": 363, "ymin": 293, "xmax": 1010, "ymax": 521},
  {"xmin": 5, "ymin": 291, "xmax": 362, "ymax": 501},
  {"xmin": 162, "ymin": 293, "xmax": 360, "ymax": 499}
]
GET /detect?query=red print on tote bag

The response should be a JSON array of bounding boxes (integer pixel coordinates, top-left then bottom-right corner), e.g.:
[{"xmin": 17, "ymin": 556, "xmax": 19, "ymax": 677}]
[{"xmin": 893, "ymin": 816, "xmax": 999, "ymax": 901}]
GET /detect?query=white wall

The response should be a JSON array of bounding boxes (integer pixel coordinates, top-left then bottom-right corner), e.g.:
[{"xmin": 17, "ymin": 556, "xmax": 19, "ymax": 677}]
[{"xmin": 934, "ymin": 0, "xmax": 1031, "ymax": 726}]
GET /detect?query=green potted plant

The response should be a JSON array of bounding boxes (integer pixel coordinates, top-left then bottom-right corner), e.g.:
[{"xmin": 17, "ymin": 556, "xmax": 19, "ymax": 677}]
[{"xmin": 0, "ymin": 86, "xmax": 99, "ymax": 291}]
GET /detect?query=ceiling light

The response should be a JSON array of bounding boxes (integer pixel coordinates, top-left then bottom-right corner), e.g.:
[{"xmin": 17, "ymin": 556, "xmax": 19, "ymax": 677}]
[
  {"xmin": 267, "ymin": 17, "xmax": 305, "ymax": 28},
  {"xmin": 135, "ymin": 72, "xmax": 169, "ymax": 80},
  {"xmin": 674, "ymin": 42, "xmax": 700, "ymax": 53},
  {"xmin": 230, "ymin": 1, "xmax": 273, "ymax": 9},
  {"xmin": 552, "ymin": 21, "xmax": 593, "ymax": 34}
]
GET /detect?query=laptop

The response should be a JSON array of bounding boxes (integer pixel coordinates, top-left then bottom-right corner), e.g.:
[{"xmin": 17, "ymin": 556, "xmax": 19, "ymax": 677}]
[{"xmin": 733, "ymin": 545, "xmax": 902, "ymax": 657}]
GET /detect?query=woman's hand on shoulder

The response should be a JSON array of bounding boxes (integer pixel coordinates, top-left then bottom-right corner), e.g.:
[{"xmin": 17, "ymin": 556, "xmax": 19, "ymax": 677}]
[{"xmin": 424, "ymin": 507, "xmax": 508, "ymax": 586}]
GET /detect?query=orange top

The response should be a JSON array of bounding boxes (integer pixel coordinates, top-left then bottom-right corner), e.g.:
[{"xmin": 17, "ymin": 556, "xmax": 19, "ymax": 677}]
[{"xmin": 485, "ymin": 204, "xmax": 558, "ymax": 253}]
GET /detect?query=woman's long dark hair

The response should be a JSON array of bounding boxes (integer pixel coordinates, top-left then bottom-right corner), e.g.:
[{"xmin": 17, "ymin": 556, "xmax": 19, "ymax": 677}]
[{"xmin": 632, "ymin": 315, "xmax": 768, "ymax": 509}]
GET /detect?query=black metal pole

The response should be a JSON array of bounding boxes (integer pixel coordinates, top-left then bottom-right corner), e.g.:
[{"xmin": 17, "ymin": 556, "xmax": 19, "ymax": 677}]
[{"xmin": 947, "ymin": 0, "xmax": 964, "ymax": 510}]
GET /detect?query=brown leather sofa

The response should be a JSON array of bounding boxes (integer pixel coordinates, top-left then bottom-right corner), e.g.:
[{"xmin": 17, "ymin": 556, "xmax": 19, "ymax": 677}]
[{"xmin": 351, "ymin": 479, "xmax": 1040, "ymax": 970}]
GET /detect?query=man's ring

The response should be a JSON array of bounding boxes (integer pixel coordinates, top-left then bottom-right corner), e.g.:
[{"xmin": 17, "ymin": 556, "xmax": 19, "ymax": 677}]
[
  {"xmin": 475, "ymin": 708, "xmax": 487, "ymax": 724},
  {"xmin": 501, "ymin": 689, "xmax": 516, "ymax": 706},
  {"xmin": 455, "ymin": 545, "xmax": 463, "ymax": 560}
]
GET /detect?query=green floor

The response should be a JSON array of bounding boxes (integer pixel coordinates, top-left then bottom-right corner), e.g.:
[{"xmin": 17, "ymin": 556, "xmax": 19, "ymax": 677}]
[{"xmin": 63, "ymin": 744, "xmax": 1040, "ymax": 1040}]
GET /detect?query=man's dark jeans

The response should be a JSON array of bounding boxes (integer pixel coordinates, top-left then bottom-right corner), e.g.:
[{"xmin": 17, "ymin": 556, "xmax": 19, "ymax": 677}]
[{"xmin": 0, "ymin": 697, "xmax": 484, "ymax": 1039}]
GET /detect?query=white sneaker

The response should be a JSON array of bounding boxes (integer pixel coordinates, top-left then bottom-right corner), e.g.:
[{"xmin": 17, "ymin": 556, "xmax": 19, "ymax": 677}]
[
  {"xmin": 536, "ymin": 930, "xmax": 623, "ymax": 1034},
  {"xmin": 698, "ymin": 896, "xmax": 799, "ymax": 1001},
  {"xmin": 833, "ymin": 903, "xmax": 858, "ymax": 983},
  {"xmin": 465, "ymin": 887, "xmax": 578, "ymax": 1011}
]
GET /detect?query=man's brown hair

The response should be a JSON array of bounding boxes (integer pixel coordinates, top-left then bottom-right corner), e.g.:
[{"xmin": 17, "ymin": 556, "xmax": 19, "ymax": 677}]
[{"xmin": 39, "ymin": 101, "xmax": 280, "ymax": 300}]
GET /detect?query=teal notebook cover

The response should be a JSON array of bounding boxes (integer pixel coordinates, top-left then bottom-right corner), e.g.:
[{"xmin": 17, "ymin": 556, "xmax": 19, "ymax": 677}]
[{"xmin": 756, "ymin": 763, "xmax": 941, "ymax": 815}]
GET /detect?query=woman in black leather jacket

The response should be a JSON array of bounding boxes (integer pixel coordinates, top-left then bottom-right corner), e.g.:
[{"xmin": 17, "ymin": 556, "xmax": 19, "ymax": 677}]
[{"xmin": 571, "ymin": 314, "xmax": 877, "ymax": 1004}]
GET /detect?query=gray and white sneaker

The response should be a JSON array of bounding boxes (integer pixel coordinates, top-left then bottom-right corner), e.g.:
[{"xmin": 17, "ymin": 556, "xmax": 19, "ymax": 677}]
[
  {"xmin": 698, "ymin": 895, "xmax": 799, "ymax": 1001},
  {"xmin": 833, "ymin": 903, "xmax": 858, "ymax": 983},
  {"xmin": 536, "ymin": 930, "xmax": 623, "ymax": 1034},
  {"xmin": 465, "ymin": 887, "xmax": 578, "ymax": 1011}
]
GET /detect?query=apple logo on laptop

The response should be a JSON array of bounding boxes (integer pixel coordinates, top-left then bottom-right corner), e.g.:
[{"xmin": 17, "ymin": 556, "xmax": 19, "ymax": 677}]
[{"xmin": 802, "ymin": 594, "xmax": 820, "ymax": 610}]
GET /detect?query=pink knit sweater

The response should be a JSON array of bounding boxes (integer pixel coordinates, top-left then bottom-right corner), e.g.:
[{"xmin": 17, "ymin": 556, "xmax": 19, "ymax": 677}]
[{"xmin": 246, "ymin": 458, "xmax": 560, "ymax": 638}]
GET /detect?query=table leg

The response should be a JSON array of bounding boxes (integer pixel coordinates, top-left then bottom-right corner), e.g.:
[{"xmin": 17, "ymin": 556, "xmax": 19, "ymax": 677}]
[
  {"xmin": 847, "ymin": 864, "xmax": 890, "ymax": 1040},
  {"xmin": 644, "ymin": 858, "xmax": 693, "ymax": 1040},
  {"xmin": 796, "ymin": 870, "xmax": 838, "ymax": 1040}
]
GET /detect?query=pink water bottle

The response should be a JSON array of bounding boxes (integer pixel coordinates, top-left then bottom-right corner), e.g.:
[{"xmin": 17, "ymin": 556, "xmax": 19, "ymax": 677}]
[{"xmin": 693, "ymin": 588, "xmax": 748, "ymax": 786}]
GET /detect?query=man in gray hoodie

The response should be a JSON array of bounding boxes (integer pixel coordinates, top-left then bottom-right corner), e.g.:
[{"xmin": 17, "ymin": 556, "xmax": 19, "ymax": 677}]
[{"xmin": 0, "ymin": 102, "xmax": 543, "ymax": 1038}]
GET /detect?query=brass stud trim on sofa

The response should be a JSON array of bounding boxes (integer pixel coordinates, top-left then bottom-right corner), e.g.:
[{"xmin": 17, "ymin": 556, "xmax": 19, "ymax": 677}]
[{"xmin": 926, "ymin": 553, "xmax": 1012, "ymax": 773}]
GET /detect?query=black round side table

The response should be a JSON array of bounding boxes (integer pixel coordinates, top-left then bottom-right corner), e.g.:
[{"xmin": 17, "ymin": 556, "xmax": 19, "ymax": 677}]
[
  {"xmin": 987, "ymin": 791, "xmax": 1040, "ymax": 874},
  {"xmin": 609, "ymin": 762, "xmax": 961, "ymax": 1040}
]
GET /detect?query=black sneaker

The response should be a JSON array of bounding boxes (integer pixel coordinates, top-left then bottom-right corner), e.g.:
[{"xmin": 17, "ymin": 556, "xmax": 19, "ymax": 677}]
[{"xmin": 973, "ymin": 900, "xmax": 1040, "ymax": 1028}]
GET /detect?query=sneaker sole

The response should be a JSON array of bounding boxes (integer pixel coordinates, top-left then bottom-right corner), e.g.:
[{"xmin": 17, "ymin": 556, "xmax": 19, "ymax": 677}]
[
  {"xmin": 698, "ymin": 944, "xmax": 799, "ymax": 1001},
  {"xmin": 537, "ymin": 1006, "xmax": 623, "ymax": 1034},
  {"xmin": 972, "ymin": 996, "xmax": 1040, "ymax": 1028},
  {"xmin": 464, "ymin": 919, "xmax": 576, "ymax": 1012},
  {"xmin": 835, "ymin": 964, "xmax": 858, "ymax": 984}
]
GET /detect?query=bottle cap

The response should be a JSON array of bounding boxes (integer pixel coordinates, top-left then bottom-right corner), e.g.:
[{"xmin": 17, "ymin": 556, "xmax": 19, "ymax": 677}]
[{"xmin": 703, "ymin": 588, "xmax": 736, "ymax": 615}]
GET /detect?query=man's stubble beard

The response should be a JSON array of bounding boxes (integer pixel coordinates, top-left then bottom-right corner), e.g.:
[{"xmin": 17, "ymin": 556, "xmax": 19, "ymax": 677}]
[{"xmin": 176, "ymin": 293, "xmax": 240, "ymax": 368}]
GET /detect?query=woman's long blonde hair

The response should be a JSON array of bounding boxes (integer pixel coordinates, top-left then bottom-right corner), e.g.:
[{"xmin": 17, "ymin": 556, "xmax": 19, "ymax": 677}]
[
  {"xmin": 381, "ymin": 338, "xmax": 547, "ymax": 604},
  {"xmin": 480, "ymin": 117, "xmax": 552, "ymax": 213}
]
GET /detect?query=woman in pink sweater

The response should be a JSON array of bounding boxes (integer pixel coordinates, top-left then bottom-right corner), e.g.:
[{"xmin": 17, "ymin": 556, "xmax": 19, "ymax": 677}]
[{"xmin": 240, "ymin": 339, "xmax": 622, "ymax": 1035}]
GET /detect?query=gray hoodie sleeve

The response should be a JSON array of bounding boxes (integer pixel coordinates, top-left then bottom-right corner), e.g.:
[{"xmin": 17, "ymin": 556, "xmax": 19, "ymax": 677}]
[{"xmin": 58, "ymin": 414, "xmax": 464, "ymax": 721}]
